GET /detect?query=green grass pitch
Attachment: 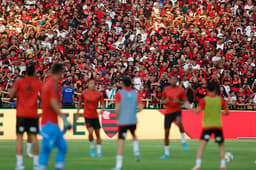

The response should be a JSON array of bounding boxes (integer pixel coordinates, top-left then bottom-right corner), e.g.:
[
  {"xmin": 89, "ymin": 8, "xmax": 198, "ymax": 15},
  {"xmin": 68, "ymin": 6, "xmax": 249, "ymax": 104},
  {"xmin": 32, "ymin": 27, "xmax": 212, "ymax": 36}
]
[{"xmin": 0, "ymin": 140, "xmax": 255, "ymax": 170}]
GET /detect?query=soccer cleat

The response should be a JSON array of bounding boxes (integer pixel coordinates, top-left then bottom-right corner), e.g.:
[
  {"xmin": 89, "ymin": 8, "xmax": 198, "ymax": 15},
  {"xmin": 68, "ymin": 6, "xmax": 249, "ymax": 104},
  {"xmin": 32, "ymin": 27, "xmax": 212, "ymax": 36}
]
[
  {"xmin": 135, "ymin": 154, "xmax": 141, "ymax": 161},
  {"xmin": 15, "ymin": 165, "xmax": 25, "ymax": 170},
  {"xmin": 33, "ymin": 165, "xmax": 40, "ymax": 170},
  {"xmin": 97, "ymin": 153, "xmax": 103, "ymax": 158},
  {"xmin": 220, "ymin": 168, "xmax": 226, "ymax": 170},
  {"xmin": 90, "ymin": 148, "xmax": 96, "ymax": 158},
  {"xmin": 26, "ymin": 152, "xmax": 33, "ymax": 158},
  {"xmin": 192, "ymin": 166, "xmax": 200, "ymax": 170},
  {"xmin": 160, "ymin": 154, "xmax": 170, "ymax": 159},
  {"xmin": 111, "ymin": 168, "xmax": 122, "ymax": 170},
  {"xmin": 182, "ymin": 142, "xmax": 189, "ymax": 151}
]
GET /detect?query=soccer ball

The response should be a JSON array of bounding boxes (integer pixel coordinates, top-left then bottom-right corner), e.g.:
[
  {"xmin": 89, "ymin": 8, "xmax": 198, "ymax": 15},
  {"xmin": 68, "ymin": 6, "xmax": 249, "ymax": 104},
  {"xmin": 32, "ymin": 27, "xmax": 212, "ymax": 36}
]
[{"xmin": 225, "ymin": 152, "xmax": 234, "ymax": 162}]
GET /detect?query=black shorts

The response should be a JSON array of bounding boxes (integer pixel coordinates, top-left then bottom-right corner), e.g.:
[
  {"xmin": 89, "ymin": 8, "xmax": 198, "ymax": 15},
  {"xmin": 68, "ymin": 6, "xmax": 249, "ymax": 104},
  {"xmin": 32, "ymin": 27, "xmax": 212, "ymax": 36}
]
[
  {"xmin": 200, "ymin": 128, "xmax": 224, "ymax": 143},
  {"xmin": 164, "ymin": 111, "xmax": 182, "ymax": 129},
  {"xmin": 16, "ymin": 117, "xmax": 39, "ymax": 134},
  {"xmin": 118, "ymin": 124, "xmax": 137, "ymax": 140},
  {"xmin": 85, "ymin": 118, "xmax": 101, "ymax": 129}
]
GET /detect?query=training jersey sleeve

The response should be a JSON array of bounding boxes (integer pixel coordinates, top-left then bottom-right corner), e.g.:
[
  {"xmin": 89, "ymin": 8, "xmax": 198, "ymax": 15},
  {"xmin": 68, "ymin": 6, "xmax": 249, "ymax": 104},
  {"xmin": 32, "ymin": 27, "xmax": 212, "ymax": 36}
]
[
  {"xmin": 221, "ymin": 97, "xmax": 228, "ymax": 110},
  {"xmin": 49, "ymin": 82, "xmax": 59, "ymax": 99},
  {"xmin": 180, "ymin": 89, "xmax": 187, "ymax": 101},
  {"xmin": 99, "ymin": 93, "xmax": 104, "ymax": 104},
  {"xmin": 162, "ymin": 87, "xmax": 167, "ymax": 99},
  {"xmin": 79, "ymin": 91, "xmax": 85, "ymax": 102},
  {"xmin": 115, "ymin": 91, "xmax": 121, "ymax": 104},
  {"xmin": 13, "ymin": 79, "xmax": 21, "ymax": 91},
  {"xmin": 198, "ymin": 98, "xmax": 206, "ymax": 110}
]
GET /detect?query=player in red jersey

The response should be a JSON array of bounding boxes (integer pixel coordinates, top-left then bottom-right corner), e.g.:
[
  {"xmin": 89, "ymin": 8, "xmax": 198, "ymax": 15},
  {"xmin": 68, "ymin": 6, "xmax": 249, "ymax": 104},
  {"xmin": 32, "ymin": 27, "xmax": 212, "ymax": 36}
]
[
  {"xmin": 76, "ymin": 78, "xmax": 105, "ymax": 158},
  {"xmin": 9, "ymin": 64, "xmax": 42, "ymax": 170},
  {"xmin": 39, "ymin": 64, "xmax": 71, "ymax": 170},
  {"xmin": 160, "ymin": 76, "xmax": 189, "ymax": 159}
]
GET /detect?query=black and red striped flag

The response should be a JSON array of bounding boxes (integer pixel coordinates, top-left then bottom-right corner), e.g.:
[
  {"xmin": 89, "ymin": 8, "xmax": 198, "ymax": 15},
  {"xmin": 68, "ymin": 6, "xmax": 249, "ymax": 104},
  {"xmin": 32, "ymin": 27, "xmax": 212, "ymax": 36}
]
[{"xmin": 101, "ymin": 110, "xmax": 118, "ymax": 138}]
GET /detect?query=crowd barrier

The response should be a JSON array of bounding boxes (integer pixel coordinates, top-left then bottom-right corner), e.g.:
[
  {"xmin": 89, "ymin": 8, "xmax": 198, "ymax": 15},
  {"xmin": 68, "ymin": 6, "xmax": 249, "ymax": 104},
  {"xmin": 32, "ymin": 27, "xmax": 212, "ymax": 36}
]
[{"xmin": 0, "ymin": 109, "xmax": 255, "ymax": 140}]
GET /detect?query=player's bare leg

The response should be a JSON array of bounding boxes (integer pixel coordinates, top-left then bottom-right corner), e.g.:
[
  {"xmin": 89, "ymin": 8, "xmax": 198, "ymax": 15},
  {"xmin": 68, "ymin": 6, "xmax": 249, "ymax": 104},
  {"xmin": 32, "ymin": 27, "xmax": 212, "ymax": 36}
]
[
  {"xmin": 87, "ymin": 127, "xmax": 96, "ymax": 157},
  {"xmin": 131, "ymin": 132, "xmax": 140, "ymax": 161},
  {"xmin": 176, "ymin": 116, "xmax": 189, "ymax": 151},
  {"xmin": 160, "ymin": 128, "xmax": 170, "ymax": 159},
  {"xmin": 26, "ymin": 134, "xmax": 33, "ymax": 158},
  {"xmin": 16, "ymin": 134, "xmax": 24, "ymax": 170},
  {"xmin": 192, "ymin": 140, "xmax": 207, "ymax": 170},
  {"xmin": 95, "ymin": 129, "xmax": 102, "ymax": 158},
  {"xmin": 113, "ymin": 139, "xmax": 125, "ymax": 170},
  {"xmin": 218, "ymin": 143, "xmax": 226, "ymax": 170},
  {"xmin": 29, "ymin": 134, "xmax": 39, "ymax": 170}
]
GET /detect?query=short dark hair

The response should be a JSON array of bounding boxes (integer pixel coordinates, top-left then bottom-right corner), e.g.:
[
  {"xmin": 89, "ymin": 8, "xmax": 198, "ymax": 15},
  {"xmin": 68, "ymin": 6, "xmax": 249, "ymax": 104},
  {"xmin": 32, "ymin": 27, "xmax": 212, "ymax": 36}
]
[
  {"xmin": 51, "ymin": 63, "xmax": 63, "ymax": 74},
  {"xmin": 122, "ymin": 76, "xmax": 132, "ymax": 87},
  {"xmin": 26, "ymin": 64, "xmax": 35, "ymax": 76},
  {"xmin": 207, "ymin": 81, "xmax": 217, "ymax": 92}
]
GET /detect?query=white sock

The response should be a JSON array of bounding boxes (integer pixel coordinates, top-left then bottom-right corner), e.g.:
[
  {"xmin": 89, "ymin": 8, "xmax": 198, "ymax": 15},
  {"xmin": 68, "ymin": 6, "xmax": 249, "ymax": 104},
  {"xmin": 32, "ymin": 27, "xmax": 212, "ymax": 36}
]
[
  {"xmin": 164, "ymin": 145, "xmax": 170, "ymax": 156},
  {"xmin": 39, "ymin": 165, "xmax": 46, "ymax": 170},
  {"xmin": 56, "ymin": 162, "xmax": 64, "ymax": 169},
  {"xmin": 133, "ymin": 140, "xmax": 140, "ymax": 156},
  {"xmin": 33, "ymin": 155, "xmax": 39, "ymax": 166},
  {"xmin": 115, "ymin": 155, "xmax": 123, "ymax": 169},
  {"xmin": 89, "ymin": 141, "xmax": 95, "ymax": 149},
  {"xmin": 181, "ymin": 133, "xmax": 186, "ymax": 143},
  {"xmin": 195, "ymin": 159, "xmax": 202, "ymax": 167},
  {"xmin": 26, "ymin": 142, "xmax": 32, "ymax": 154},
  {"xmin": 16, "ymin": 155, "xmax": 23, "ymax": 167},
  {"xmin": 97, "ymin": 144, "xmax": 102, "ymax": 154},
  {"xmin": 220, "ymin": 159, "xmax": 226, "ymax": 168}
]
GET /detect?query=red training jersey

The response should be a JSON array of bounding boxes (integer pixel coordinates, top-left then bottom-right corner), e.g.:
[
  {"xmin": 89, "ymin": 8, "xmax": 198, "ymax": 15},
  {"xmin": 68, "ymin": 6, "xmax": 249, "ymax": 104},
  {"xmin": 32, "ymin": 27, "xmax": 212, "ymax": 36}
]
[
  {"xmin": 41, "ymin": 77, "xmax": 60, "ymax": 125},
  {"xmin": 13, "ymin": 77, "xmax": 42, "ymax": 118},
  {"xmin": 162, "ymin": 86, "xmax": 187, "ymax": 114},
  {"xmin": 80, "ymin": 89, "xmax": 104, "ymax": 118}
]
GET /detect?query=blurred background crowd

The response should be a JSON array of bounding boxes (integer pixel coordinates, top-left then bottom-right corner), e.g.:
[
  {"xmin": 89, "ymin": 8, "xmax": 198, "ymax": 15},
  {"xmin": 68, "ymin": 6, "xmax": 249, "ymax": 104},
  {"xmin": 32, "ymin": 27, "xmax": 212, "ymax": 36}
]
[{"xmin": 0, "ymin": 0, "xmax": 255, "ymax": 109}]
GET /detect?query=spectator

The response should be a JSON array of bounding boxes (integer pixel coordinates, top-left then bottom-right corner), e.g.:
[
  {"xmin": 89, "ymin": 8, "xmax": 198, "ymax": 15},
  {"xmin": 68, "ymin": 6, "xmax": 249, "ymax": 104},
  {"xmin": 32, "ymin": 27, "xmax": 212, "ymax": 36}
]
[
  {"xmin": 61, "ymin": 81, "xmax": 75, "ymax": 108},
  {"xmin": 0, "ymin": 0, "xmax": 255, "ymax": 109}
]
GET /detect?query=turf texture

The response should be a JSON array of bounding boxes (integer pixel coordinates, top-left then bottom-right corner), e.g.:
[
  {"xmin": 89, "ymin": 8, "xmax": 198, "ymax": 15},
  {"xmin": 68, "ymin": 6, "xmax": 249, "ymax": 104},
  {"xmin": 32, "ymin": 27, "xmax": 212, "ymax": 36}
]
[{"xmin": 0, "ymin": 140, "xmax": 255, "ymax": 170}]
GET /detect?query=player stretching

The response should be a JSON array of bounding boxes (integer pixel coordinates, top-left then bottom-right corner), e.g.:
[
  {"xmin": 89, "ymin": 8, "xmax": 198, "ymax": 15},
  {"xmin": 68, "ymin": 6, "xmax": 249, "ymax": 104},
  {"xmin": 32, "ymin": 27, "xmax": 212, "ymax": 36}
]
[
  {"xmin": 10, "ymin": 64, "xmax": 42, "ymax": 170},
  {"xmin": 185, "ymin": 82, "xmax": 229, "ymax": 170},
  {"xmin": 76, "ymin": 79, "xmax": 105, "ymax": 158},
  {"xmin": 39, "ymin": 64, "xmax": 71, "ymax": 170},
  {"xmin": 160, "ymin": 76, "xmax": 189, "ymax": 159},
  {"xmin": 112, "ymin": 76, "xmax": 143, "ymax": 170}
]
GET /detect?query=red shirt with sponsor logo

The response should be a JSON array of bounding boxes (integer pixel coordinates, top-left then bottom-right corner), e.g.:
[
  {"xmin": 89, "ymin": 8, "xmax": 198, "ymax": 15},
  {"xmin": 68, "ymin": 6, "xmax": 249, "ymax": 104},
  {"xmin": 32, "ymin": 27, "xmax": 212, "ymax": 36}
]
[
  {"xmin": 41, "ymin": 77, "xmax": 60, "ymax": 125},
  {"xmin": 162, "ymin": 86, "xmax": 187, "ymax": 114},
  {"xmin": 80, "ymin": 89, "xmax": 104, "ymax": 118},
  {"xmin": 13, "ymin": 77, "xmax": 42, "ymax": 118}
]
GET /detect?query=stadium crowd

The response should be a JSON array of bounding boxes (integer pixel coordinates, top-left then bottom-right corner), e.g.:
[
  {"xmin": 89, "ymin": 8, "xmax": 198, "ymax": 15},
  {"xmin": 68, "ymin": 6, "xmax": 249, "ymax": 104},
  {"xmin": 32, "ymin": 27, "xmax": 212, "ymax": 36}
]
[{"xmin": 0, "ymin": 0, "xmax": 256, "ymax": 109}]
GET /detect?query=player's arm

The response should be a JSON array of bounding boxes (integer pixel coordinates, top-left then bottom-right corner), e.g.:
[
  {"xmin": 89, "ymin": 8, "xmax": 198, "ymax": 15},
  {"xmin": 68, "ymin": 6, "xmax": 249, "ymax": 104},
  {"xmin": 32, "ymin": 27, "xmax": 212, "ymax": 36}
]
[
  {"xmin": 191, "ymin": 107, "xmax": 203, "ymax": 114},
  {"xmin": 185, "ymin": 98, "xmax": 204, "ymax": 114},
  {"xmin": 137, "ymin": 94, "xmax": 144, "ymax": 113},
  {"xmin": 50, "ymin": 97, "xmax": 71, "ymax": 131},
  {"xmin": 9, "ymin": 88, "xmax": 17, "ymax": 101},
  {"xmin": 9, "ymin": 80, "xmax": 19, "ymax": 101},
  {"xmin": 76, "ymin": 93, "xmax": 83, "ymax": 119},
  {"xmin": 221, "ymin": 97, "xmax": 229, "ymax": 115},
  {"xmin": 99, "ymin": 94, "xmax": 105, "ymax": 115},
  {"xmin": 174, "ymin": 89, "xmax": 187, "ymax": 105},
  {"xmin": 50, "ymin": 97, "xmax": 63, "ymax": 117},
  {"xmin": 114, "ymin": 91, "xmax": 121, "ymax": 116},
  {"xmin": 161, "ymin": 88, "xmax": 169, "ymax": 104}
]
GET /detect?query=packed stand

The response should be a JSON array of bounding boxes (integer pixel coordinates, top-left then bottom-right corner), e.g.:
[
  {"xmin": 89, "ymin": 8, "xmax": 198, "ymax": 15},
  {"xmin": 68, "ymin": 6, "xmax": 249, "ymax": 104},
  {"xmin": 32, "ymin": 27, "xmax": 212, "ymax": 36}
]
[{"xmin": 0, "ymin": 0, "xmax": 255, "ymax": 109}]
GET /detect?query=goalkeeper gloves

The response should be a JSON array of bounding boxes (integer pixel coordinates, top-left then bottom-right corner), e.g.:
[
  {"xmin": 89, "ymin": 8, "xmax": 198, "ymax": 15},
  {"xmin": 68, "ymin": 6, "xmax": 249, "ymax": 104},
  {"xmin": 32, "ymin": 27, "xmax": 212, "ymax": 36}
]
[{"xmin": 62, "ymin": 115, "xmax": 72, "ymax": 133}]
